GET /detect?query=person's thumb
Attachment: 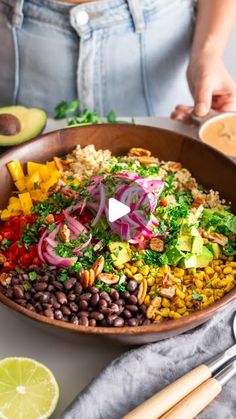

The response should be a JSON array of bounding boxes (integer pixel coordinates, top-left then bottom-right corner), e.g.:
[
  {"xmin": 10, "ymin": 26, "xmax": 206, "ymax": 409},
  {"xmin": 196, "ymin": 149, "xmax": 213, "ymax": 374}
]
[{"xmin": 194, "ymin": 79, "xmax": 212, "ymax": 117}]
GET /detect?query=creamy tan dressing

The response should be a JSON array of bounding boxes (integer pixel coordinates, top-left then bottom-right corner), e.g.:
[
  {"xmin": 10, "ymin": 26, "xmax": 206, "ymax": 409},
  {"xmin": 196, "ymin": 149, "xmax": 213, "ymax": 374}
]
[{"xmin": 201, "ymin": 115, "xmax": 236, "ymax": 156}]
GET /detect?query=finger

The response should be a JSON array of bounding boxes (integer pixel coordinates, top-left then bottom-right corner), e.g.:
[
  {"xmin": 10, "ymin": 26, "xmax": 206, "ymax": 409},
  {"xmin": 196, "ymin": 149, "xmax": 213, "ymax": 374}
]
[
  {"xmin": 174, "ymin": 104, "xmax": 194, "ymax": 113},
  {"xmin": 194, "ymin": 79, "xmax": 213, "ymax": 117},
  {"xmin": 212, "ymin": 92, "xmax": 236, "ymax": 112},
  {"xmin": 170, "ymin": 110, "xmax": 193, "ymax": 124}
]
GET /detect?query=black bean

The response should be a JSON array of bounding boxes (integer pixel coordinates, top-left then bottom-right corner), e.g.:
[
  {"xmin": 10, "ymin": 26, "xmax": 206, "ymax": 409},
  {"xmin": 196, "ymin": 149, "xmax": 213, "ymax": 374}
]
[
  {"xmin": 44, "ymin": 308, "xmax": 54, "ymax": 319},
  {"xmin": 78, "ymin": 311, "xmax": 89, "ymax": 318},
  {"xmin": 13, "ymin": 285, "xmax": 24, "ymax": 299},
  {"xmin": 34, "ymin": 291, "xmax": 44, "ymax": 300},
  {"xmin": 116, "ymin": 298, "xmax": 125, "ymax": 306},
  {"xmin": 98, "ymin": 299, "xmax": 108, "ymax": 309},
  {"xmin": 5, "ymin": 289, "xmax": 13, "ymax": 298},
  {"xmin": 100, "ymin": 291, "xmax": 111, "ymax": 303},
  {"xmin": 64, "ymin": 278, "xmax": 77, "ymax": 290},
  {"xmin": 62, "ymin": 316, "xmax": 69, "ymax": 322},
  {"xmin": 34, "ymin": 282, "xmax": 48, "ymax": 291},
  {"xmin": 54, "ymin": 310, "xmax": 63, "ymax": 320},
  {"xmin": 12, "ymin": 278, "xmax": 19, "ymax": 285},
  {"xmin": 56, "ymin": 291, "xmax": 67, "ymax": 305},
  {"xmin": 24, "ymin": 292, "xmax": 32, "ymax": 301},
  {"xmin": 107, "ymin": 314, "xmax": 118, "ymax": 326},
  {"xmin": 47, "ymin": 285, "xmax": 55, "ymax": 292},
  {"xmin": 69, "ymin": 302, "xmax": 78, "ymax": 313},
  {"xmin": 39, "ymin": 292, "xmax": 51, "ymax": 304},
  {"xmin": 22, "ymin": 273, "xmax": 29, "ymax": 281},
  {"xmin": 140, "ymin": 304, "xmax": 147, "ymax": 314},
  {"xmin": 61, "ymin": 306, "xmax": 71, "ymax": 316},
  {"xmin": 100, "ymin": 307, "xmax": 113, "ymax": 315},
  {"xmin": 125, "ymin": 304, "xmax": 138, "ymax": 313},
  {"xmin": 89, "ymin": 318, "xmax": 97, "ymax": 327},
  {"xmin": 15, "ymin": 298, "xmax": 27, "ymax": 306},
  {"xmin": 121, "ymin": 291, "xmax": 130, "ymax": 300},
  {"xmin": 128, "ymin": 295, "xmax": 137, "ymax": 304},
  {"xmin": 113, "ymin": 317, "xmax": 124, "ymax": 327},
  {"xmin": 91, "ymin": 293, "xmax": 99, "ymax": 307},
  {"xmin": 127, "ymin": 280, "xmax": 138, "ymax": 292},
  {"xmin": 42, "ymin": 303, "xmax": 52, "ymax": 310},
  {"xmin": 26, "ymin": 303, "xmax": 35, "ymax": 312},
  {"xmin": 79, "ymin": 316, "xmax": 89, "ymax": 326},
  {"xmin": 75, "ymin": 282, "xmax": 83, "ymax": 294},
  {"xmin": 68, "ymin": 293, "xmax": 76, "ymax": 302},
  {"xmin": 99, "ymin": 319, "xmax": 107, "ymax": 327},
  {"xmin": 89, "ymin": 311, "xmax": 104, "ymax": 321},
  {"xmin": 71, "ymin": 315, "xmax": 79, "ymax": 325},
  {"xmin": 80, "ymin": 293, "xmax": 92, "ymax": 301},
  {"xmin": 90, "ymin": 286, "xmax": 99, "ymax": 294},
  {"xmin": 123, "ymin": 309, "xmax": 132, "ymax": 319},
  {"xmin": 110, "ymin": 289, "xmax": 119, "ymax": 301},
  {"xmin": 109, "ymin": 303, "xmax": 120, "ymax": 314},
  {"xmin": 34, "ymin": 302, "xmax": 43, "ymax": 312},
  {"xmin": 78, "ymin": 300, "xmax": 88, "ymax": 311},
  {"xmin": 50, "ymin": 295, "xmax": 61, "ymax": 309},
  {"xmin": 52, "ymin": 280, "xmax": 63, "ymax": 290},
  {"xmin": 128, "ymin": 318, "xmax": 138, "ymax": 327}
]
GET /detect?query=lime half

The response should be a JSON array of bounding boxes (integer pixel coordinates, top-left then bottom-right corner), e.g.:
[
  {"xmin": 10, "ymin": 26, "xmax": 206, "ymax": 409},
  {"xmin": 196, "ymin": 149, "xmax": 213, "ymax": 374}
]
[{"xmin": 0, "ymin": 357, "xmax": 59, "ymax": 419}]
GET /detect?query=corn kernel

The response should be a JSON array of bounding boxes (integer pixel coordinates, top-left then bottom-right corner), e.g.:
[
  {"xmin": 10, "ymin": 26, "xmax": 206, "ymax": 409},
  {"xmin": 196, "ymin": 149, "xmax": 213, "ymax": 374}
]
[
  {"xmin": 130, "ymin": 266, "xmax": 138, "ymax": 274},
  {"xmin": 176, "ymin": 289, "xmax": 185, "ymax": 299},
  {"xmin": 223, "ymin": 266, "xmax": 232, "ymax": 274},
  {"xmin": 174, "ymin": 268, "xmax": 185, "ymax": 278},
  {"xmin": 123, "ymin": 268, "xmax": 133, "ymax": 278},
  {"xmin": 147, "ymin": 276, "xmax": 155, "ymax": 287},
  {"xmin": 205, "ymin": 266, "xmax": 214, "ymax": 276},
  {"xmin": 162, "ymin": 298, "xmax": 170, "ymax": 308}
]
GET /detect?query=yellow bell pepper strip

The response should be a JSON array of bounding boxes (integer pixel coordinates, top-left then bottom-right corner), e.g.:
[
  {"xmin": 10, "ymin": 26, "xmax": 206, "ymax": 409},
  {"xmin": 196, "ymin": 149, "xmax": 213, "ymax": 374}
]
[
  {"xmin": 15, "ymin": 178, "xmax": 26, "ymax": 192},
  {"xmin": 0, "ymin": 209, "xmax": 12, "ymax": 221},
  {"xmin": 7, "ymin": 160, "xmax": 24, "ymax": 181},
  {"xmin": 19, "ymin": 192, "xmax": 33, "ymax": 215}
]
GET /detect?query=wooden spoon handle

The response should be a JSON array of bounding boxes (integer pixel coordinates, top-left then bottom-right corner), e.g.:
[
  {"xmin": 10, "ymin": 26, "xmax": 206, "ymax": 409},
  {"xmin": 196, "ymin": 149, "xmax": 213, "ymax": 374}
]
[
  {"xmin": 123, "ymin": 365, "xmax": 211, "ymax": 419},
  {"xmin": 160, "ymin": 378, "xmax": 222, "ymax": 419}
]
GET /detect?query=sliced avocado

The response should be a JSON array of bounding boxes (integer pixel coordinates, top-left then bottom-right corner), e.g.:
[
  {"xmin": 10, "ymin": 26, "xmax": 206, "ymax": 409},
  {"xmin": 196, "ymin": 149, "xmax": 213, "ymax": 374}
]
[
  {"xmin": 166, "ymin": 247, "xmax": 184, "ymax": 266},
  {"xmin": 180, "ymin": 253, "xmax": 197, "ymax": 269},
  {"xmin": 192, "ymin": 236, "xmax": 203, "ymax": 254},
  {"xmin": 211, "ymin": 242, "xmax": 221, "ymax": 259},
  {"xmin": 196, "ymin": 246, "xmax": 213, "ymax": 268},
  {"xmin": 177, "ymin": 235, "xmax": 192, "ymax": 252},
  {"xmin": 181, "ymin": 223, "xmax": 199, "ymax": 237},
  {"xmin": 108, "ymin": 241, "xmax": 131, "ymax": 267},
  {"xmin": 0, "ymin": 106, "xmax": 47, "ymax": 146}
]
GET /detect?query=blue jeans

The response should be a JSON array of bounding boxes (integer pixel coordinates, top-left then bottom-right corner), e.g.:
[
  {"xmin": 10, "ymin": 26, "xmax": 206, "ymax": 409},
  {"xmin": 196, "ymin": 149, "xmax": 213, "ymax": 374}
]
[{"xmin": 0, "ymin": 0, "xmax": 195, "ymax": 117}]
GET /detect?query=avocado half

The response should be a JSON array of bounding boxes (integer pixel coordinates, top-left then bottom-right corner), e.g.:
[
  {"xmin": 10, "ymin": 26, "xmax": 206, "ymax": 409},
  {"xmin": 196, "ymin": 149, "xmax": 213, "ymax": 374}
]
[{"xmin": 0, "ymin": 106, "xmax": 47, "ymax": 146}]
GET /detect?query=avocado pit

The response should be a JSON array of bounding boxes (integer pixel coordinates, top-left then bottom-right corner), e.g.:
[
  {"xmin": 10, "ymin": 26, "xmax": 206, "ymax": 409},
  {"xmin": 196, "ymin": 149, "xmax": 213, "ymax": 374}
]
[{"xmin": 0, "ymin": 114, "xmax": 21, "ymax": 136}]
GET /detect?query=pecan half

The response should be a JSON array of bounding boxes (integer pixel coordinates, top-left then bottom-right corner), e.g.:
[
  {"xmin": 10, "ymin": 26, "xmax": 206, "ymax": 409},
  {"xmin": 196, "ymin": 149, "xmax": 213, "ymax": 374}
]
[
  {"xmin": 58, "ymin": 224, "xmax": 70, "ymax": 243},
  {"xmin": 192, "ymin": 195, "xmax": 205, "ymax": 208},
  {"xmin": 0, "ymin": 253, "xmax": 7, "ymax": 265},
  {"xmin": 97, "ymin": 273, "xmax": 119, "ymax": 285},
  {"xmin": 80, "ymin": 269, "xmax": 95, "ymax": 288},
  {"xmin": 146, "ymin": 296, "xmax": 162, "ymax": 319},
  {"xmin": 150, "ymin": 238, "xmax": 164, "ymax": 252},
  {"xmin": 0, "ymin": 272, "xmax": 12, "ymax": 287},
  {"xmin": 48, "ymin": 181, "xmax": 62, "ymax": 196},
  {"xmin": 137, "ymin": 278, "xmax": 147, "ymax": 305},
  {"xmin": 168, "ymin": 162, "xmax": 182, "ymax": 172},
  {"xmin": 45, "ymin": 214, "xmax": 55, "ymax": 225},
  {"xmin": 92, "ymin": 256, "xmax": 105, "ymax": 277},
  {"xmin": 137, "ymin": 156, "xmax": 159, "ymax": 166},
  {"xmin": 128, "ymin": 147, "xmax": 151, "ymax": 157},
  {"xmin": 61, "ymin": 188, "xmax": 76, "ymax": 201},
  {"xmin": 185, "ymin": 180, "xmax": 197, "ymax": 190},
  {"xmin": 159, "ymin": 286, "xmax": 176, "ymax": 299},
  {"xmin": 208, "ymin": 232, "xmax": 228, "ymax": 247}
]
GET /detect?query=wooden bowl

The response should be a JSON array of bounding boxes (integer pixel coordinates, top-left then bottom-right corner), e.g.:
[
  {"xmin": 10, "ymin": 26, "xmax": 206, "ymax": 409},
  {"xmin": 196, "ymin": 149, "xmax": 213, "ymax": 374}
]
[{"xmin": 0, "ymin": 124, "xmax": 235, "ymax": 345}]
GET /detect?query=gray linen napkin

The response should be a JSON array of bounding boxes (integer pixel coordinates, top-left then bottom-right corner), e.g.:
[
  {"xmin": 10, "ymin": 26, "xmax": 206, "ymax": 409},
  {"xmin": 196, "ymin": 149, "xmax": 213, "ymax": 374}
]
[{"xmin": 62, "ymin": 302, "xmax": 236, "ymax": 419}]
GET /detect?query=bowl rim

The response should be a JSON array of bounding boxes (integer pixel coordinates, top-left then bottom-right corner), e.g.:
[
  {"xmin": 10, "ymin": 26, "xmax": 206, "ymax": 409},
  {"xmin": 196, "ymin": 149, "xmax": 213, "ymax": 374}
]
[{"xmin": 0, "ymin": 123, "xmax": 236, "ymax": 336}]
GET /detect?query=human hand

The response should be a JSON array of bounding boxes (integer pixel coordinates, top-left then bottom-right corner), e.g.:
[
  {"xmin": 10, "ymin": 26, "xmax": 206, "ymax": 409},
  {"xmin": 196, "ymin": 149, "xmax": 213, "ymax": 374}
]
[{"xmin": 171, "ymin": 53, "xmax": 236, "ymax": 123}]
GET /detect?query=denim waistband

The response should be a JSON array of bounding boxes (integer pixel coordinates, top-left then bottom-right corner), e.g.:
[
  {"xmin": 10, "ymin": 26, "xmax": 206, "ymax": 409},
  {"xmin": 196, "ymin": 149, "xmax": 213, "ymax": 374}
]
[{"xmin": 3, "ymin": 0, "xmax": 194, "ymax": 35}]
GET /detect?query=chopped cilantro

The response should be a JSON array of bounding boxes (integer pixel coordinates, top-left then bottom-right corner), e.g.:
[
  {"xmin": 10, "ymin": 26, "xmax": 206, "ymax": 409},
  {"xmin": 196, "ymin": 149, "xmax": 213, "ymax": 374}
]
[
  {"xmin": 47, "ymin": 223, "xmax": 56, "ymax": 233},
  {"xmin": 59, "ymin": 272, "xmax": 69, "ymax": 283},
  {"xmin": 94, "ymin": 281, "xmax": 111, "ymax": 293},
  {"xmin": 0, "ymin": 238, "xmax": 12, "ymax": 250},
  {"xmin": 192, "ymin": 290, "xmax": 203, "ymax": 301},
  {"xmin": 23, "ymin": 283, "xmax": 30, "ymax": 291},
  {"xmin": 144, "ymin": 250, "xmax": 168, "ymax": 267},
  {"xmin": 29, "ymin": 271, "xmax": 37, "ymax": 281},
  {"xmin": 115, "ymin": 284, "xmax": 127, "ymax": 292}
]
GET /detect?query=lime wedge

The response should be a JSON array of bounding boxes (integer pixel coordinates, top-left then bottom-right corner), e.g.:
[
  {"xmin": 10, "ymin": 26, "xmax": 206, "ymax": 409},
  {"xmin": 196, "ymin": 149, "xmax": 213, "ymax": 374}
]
[{"xmin": 0, "ymin": 357, "xmax": 59, "ymax": 419}]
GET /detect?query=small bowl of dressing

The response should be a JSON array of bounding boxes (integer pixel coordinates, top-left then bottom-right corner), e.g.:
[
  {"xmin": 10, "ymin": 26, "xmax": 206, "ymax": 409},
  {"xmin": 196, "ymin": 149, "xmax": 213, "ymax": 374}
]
[{"xmin": 193, "ymin": 111, "xmax": 236, "ymax": 158}]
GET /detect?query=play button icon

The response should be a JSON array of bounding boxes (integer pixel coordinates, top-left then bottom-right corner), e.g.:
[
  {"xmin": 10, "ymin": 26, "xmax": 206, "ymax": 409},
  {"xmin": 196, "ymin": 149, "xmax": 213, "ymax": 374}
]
[{"xmin": 108, "ymin": 198, "xmax": 131, "ymax": 223}]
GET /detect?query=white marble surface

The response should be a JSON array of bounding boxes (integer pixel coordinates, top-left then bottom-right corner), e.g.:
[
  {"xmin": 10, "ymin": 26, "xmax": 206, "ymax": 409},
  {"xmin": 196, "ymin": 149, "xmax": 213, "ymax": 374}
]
[{"xmin": 0, "ymin": 117, "xmax": 198, "ymax": 418}]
